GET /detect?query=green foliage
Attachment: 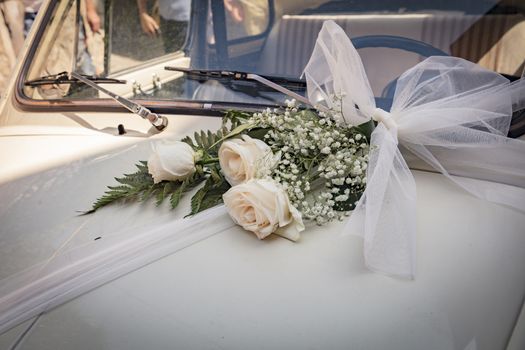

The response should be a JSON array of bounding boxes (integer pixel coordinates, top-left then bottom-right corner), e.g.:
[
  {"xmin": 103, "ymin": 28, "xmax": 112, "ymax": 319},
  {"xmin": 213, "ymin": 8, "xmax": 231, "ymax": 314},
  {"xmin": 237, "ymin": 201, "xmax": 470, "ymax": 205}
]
[
  {"xmin": 182, "ymin": 127, "xmax": 230, "ymax": 155},
  {"xmin": 300, "ymin": 109, "xmax": 320, "ymax": 122},
  {"xmin": 180, "ymin": 110, "xmax": 259, "ymax": 163},
  {"xmin": 332, "ymin": 186, "xmax": 364, "ymax": 211},
  {"xmin": 170, "ymin": 182, "xmax": 185, "ymax": 208},
  {"xmin": 87, "ymin": 110, "xmax": 249, "ymax": 216},
  {"xmin": 355, "ymin": 119, "xmax": 375, "ymax": 140},
  {"xmin": 156, "ymin": 181, "xmax": 176, "ymax": 206},
  {"xmin": 85, "ymin": 162, "xmax": 153, "ymax": 214},
  {"xmin": 188, "ymin": 166, "xmax": 230, "ymax": 216},
  {"xmin": 247, "ymin": 127, "xmax": 270, "ymax": 141},
  {"xmin": 87, "ymin": 103, "xmax": 371, "ymax": 224},
  {"xmin": 85, "ymin": 162, "xmax": 206, "ymax": 214},
  {"xmin": 222, "ymin": 110, "xmax": 251, "ymax": 129}
]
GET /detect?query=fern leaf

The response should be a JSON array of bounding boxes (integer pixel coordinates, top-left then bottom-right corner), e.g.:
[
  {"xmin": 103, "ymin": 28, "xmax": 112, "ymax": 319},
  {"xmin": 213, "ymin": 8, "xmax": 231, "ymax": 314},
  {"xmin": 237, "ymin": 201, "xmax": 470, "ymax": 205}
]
[
  {"xmin": 199, "ymin": 130, "xmax": 207, "ymax": 149},
  {"xmin": 210, "ymin": 166, "xmax": 221, "ymax": 183},
  {"xmin": 136, "ymin": 161, "xmax": 148, "ymax": 172},
  {"xmin": 170, "ymin": 182, "xmax": 185, "ymax": 209},
  {"xmin": 187, "ymin": 174, "xmax": 230, "ymax": 217},
  {"xmin": 140, "ymin": 186, "xmax": 156, "ymax": 201},
  {"xmin": 164, "ymin": 181, "xmax": 175, "ymax": 197},
  {"xmin": 107, "ymin": 185, "xmax": 132, "ymax": 192},
  {"xmin": 155, "ymin": 187, "xmax": 165, "ymax": 206},
  {"xmin": 181, "ymin": 135, "xmax": 195, "ymax": 148},
  {"xmin": 206, "ymin": 130, "xmax": 214, "ymax": 148},
  {"xmin": 198, "ymin": 182, "xmax": 230, "ymax": 213},
  {"xmin": 189, "ymin": 184, "xmax": 208, "ymax": 216},
  {"xmin": 194, "ymin": 131, "xmax": 203, "ymax": 148}
]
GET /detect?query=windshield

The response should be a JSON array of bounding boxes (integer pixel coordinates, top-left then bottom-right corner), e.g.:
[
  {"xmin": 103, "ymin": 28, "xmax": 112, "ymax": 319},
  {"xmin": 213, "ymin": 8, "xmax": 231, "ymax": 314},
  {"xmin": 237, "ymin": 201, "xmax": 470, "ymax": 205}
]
[{"xmin": 21, "ymin": 0, "xmax": 525, "ymax": 109}]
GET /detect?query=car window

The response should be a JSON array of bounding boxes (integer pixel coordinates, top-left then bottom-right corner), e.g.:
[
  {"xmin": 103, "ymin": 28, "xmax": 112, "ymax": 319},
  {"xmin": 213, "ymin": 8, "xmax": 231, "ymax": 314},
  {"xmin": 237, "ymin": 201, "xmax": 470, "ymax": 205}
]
[{"xmin": 20, "ymin": 0, "xmax": 525, "ymax": 108}]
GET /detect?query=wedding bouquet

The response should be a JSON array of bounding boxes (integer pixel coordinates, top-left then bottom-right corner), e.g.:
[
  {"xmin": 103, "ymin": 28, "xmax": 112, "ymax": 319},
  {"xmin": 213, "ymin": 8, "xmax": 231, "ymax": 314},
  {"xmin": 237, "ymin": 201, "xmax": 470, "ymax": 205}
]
[
  {"xmin": 89, "ymin": 99, "xmax": 374, "ymax": 241},
  {"xmin": 88, "ymin": 20, "xmax": 525, "ymax": 280}
]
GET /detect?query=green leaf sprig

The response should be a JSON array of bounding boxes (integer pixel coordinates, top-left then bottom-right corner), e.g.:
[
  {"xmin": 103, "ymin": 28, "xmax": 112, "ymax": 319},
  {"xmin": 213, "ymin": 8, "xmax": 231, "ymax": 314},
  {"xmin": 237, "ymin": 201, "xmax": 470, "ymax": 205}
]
[{"xmin": 86, "ymin": 110, "xmax": 255, "ymax": 216}]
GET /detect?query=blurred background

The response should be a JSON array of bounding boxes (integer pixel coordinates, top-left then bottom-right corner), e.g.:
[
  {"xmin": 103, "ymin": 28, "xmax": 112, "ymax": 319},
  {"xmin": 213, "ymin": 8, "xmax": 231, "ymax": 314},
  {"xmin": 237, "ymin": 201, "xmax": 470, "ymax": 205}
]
[{"xmin": 0, "ymin": 0, "xmax": 167, "ymax": 96}]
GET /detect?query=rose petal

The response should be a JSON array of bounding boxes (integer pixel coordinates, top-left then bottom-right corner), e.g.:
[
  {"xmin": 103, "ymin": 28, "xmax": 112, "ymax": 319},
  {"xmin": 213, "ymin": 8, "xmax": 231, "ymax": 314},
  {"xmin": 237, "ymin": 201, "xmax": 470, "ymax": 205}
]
[
  {"xmin": 148, "ymin": 140, "xmax": 196, "ymax": 182},
  {"xmin": 223, "ymin": 179, "xmax": 304, "ymax": 241},
  {"xmin": 219, "ymin": 136, "xmax": 272, "ymax": 186}
]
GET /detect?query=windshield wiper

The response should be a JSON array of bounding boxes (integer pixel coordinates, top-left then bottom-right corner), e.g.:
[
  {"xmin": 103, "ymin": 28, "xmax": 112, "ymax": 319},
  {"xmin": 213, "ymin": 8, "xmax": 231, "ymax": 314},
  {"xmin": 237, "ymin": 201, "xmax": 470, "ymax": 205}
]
[
  {"xmin": 24, "ymin": 71, "xmax": 126, "ymax": 87},
  {"xmin": 25, "ymin": 71, "xmax": 167, "ymax": 130},
  {"xmin": 68, "ymin": 72, "xmax": 168, "ymax": 131},
  {"xmin": 165, "ymin": 67, "xmax": 329, "ymax": 112}
]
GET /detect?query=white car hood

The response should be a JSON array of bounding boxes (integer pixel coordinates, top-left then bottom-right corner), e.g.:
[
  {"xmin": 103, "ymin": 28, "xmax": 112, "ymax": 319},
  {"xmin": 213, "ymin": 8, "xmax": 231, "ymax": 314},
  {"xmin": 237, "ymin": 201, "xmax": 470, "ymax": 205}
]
[{"xmin": 0, "ymin": 130, "xmax": 524, "ymax": 350}]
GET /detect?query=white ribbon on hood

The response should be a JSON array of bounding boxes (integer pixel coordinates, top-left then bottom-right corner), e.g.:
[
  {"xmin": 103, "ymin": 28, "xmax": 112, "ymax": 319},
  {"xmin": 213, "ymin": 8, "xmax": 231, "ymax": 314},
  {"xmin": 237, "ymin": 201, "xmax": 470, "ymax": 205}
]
[{"xmin": 303, "ymin": 20, "xmax": 525, "ymax": 279}]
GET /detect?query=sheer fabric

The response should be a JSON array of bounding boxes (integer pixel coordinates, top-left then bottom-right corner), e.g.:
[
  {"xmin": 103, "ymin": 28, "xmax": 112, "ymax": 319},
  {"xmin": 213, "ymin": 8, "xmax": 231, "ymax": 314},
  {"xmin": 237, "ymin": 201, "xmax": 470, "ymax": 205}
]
[
  {"xmin": 304, "ymin": 20, "xmax": 525, "ymax": 278},
  {"xmin": 0, "ymin": 203, "xmax": 234, "ymax": 334}
]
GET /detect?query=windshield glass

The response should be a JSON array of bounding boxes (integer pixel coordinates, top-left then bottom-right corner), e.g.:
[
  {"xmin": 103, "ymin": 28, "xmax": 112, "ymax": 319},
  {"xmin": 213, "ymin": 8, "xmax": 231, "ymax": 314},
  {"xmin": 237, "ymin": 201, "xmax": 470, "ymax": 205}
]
[{"xmin": 21, "ymin": 0, "xmax": 525, "ymax": 109}]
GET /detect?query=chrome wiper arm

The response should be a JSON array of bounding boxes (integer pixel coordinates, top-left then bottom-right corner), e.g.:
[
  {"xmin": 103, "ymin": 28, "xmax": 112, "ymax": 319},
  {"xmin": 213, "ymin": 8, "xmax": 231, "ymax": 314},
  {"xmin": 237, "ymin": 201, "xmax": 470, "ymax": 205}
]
[
  {"xmin": 247, "ymin": 74, "xmax": 329, "ymax": 113},
  {"xmin": 165, "ymin": 67, "xmax": 329, "ymax": 112},
  {"xmin": 70, "ymin": 72, "xmax": 168, "ymax": 131},
  {"xmin": 24, "ymin": 71, "xmax": 126, "ymax": 87}
]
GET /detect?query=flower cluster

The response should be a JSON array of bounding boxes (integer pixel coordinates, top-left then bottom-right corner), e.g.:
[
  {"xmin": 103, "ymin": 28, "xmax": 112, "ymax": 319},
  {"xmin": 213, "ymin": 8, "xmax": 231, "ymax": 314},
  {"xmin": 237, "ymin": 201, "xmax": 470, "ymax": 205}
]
[
  {"xmin": 250, "ymin": 100, "xmax": 369, "ymax": 225},
  {"xmin": 217, "ymin": 134, "xmax": 305, "ymax": 241},
  {"xmin": 90, "ymin": 100, "xmax": 371, "ymax": 242}
]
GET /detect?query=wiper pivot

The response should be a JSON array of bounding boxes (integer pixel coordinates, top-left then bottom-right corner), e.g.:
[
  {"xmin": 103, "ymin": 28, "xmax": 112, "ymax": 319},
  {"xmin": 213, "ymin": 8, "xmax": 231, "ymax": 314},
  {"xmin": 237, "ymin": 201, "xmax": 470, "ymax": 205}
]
[{"xmin": 70, "ymin": 72, "xmax": 168, "ymax": 132}]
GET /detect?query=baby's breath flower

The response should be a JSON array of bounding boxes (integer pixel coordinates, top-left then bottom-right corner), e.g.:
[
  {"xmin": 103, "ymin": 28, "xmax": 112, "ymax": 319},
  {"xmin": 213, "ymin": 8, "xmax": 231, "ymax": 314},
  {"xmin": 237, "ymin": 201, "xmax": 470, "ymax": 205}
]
[
  {"xmin": 321, "ymin": 147, "xmax": 331, "ymax": 154},
  {"xmin": 245, "ymin": 95, "xmax": 370, "ymax": 226}
]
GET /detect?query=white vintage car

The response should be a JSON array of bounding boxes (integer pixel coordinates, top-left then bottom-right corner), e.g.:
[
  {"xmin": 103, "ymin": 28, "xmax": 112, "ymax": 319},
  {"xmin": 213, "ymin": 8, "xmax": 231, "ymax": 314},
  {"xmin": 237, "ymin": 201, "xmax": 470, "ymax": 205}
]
[{"xmin": 0, "ymin": 1, "xmax": 524, "ymax": 349}]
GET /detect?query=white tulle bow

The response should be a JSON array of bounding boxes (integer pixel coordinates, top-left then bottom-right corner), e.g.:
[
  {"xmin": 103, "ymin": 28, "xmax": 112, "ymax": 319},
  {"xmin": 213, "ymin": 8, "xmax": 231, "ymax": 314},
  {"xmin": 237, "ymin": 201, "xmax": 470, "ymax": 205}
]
[
  {"xmin": 371, "ymin": 108, "xmax": 397, "ymax": 131},
  {"xmin": 304, "ymin": 20, "xmax": 525, "ymax": 279}
]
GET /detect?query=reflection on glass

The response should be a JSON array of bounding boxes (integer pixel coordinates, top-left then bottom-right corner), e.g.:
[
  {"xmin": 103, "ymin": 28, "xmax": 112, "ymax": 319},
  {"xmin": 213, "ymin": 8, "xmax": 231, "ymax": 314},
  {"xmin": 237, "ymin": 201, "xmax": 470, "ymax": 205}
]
[{"xmin": 22, "ymin": 0, "xmax": 525, "ymax": 106}]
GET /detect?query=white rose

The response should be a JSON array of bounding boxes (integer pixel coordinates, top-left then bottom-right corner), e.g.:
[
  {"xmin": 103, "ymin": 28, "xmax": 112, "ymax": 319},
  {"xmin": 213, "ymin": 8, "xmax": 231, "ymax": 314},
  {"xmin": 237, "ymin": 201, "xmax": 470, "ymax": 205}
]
[
  {"xmin": 148, "ymin": 140, "xmax": 196, "ymax": 183},
  {"xmin": 223, "ymin": 179, "xmax": 305, "ymax": 241},
  {"xmin": 219, "ymin": 135, "xmax": 271, "ymax": 186}
]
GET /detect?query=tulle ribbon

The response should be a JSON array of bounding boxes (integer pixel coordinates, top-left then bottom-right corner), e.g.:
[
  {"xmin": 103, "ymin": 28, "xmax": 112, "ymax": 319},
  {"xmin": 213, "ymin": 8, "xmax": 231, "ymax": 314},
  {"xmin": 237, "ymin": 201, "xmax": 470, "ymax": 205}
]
[{"xmin": 303, "ymin": 20, "xmax": 525, "ymax": 278}]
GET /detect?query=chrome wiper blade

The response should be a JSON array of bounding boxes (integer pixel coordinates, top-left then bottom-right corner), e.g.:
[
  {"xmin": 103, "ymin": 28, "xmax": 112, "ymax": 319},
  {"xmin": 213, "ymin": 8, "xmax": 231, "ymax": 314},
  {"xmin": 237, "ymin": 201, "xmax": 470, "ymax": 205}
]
[
  {"xmin": 166, "ymin": 67, "xmax": 306, "ymax": 89},
  {"xmin": 24, "ymin": 71, "xmax": 126, "ymax": 87},
  {"xmin": 165, "ymin": 67, "xmax": 328, "ymax": 112},
  {"xmin": 70, "ymin": 72, "xmax": 168, "ymax": 131}
]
